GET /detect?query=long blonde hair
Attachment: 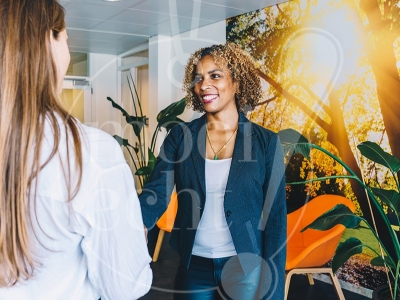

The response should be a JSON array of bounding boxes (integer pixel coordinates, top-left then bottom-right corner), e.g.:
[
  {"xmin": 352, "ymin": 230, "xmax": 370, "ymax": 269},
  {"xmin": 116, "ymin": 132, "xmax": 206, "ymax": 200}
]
[{"xmin": 0, "ymin": 0, "xmax": 82, "ymax": 285}]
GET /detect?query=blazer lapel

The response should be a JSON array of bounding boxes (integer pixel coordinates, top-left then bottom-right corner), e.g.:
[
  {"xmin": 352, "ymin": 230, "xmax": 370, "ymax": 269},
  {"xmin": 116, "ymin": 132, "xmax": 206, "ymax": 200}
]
[
  {"xmin": 225, "ymin": 113, "xmax": 254, "ymax": 195},
  {"xmin": 190, "ymin": 115, "xmax": 207, "ymax": 202}
]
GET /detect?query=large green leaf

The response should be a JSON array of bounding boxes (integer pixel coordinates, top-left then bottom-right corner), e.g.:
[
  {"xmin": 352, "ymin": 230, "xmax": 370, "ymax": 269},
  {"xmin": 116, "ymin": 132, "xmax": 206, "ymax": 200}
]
[
  {"xmin": 126, "ymin": 116, "xmax": 147, "ymax": 138},
  {"xmin": 157, "ymin": 98, "xmax": 186, "ymax": 127},
  {"xmin": 107, "ymin": 97, "xmax": 145, "ymax": 139},
  {"xmin": 147, "ymin": 148, "xmax": 157, "ymax": 174},
  {"xmin": 157, "ymin": 97, "xmax": 186, "ymax": 118},
  {"xmin": 165, "ymin": 117, "xmax": 184, "ymax": 132},
  {"xmin": 370, "ymin": 255, "xmax": 396, "ymax": 269},
  {"xmin": 358, "ymin": 141, "xmax": 400, "ymax": 173},
  {"xmin": 278, "ymin": 128, "xmax": 311, "ymax": 159},
  {"xmin": 301, "ymin": 204, "xmax": 361, "ymax": 232},
  {"xmin": 107, "ymin": 97, "xmax": 130, "ymax": 117},
  {"xmin": 113, "ymin": 135, "xmax": 138, "ymax": 153},
  {"xmin": 135, "ymin": 166, "xmax": 153, "ymax": 176},
  {"xmin": 332, "ymin": 237, "xmax": 363, "ymax": 272},
  {"xmin": 371, "ymin": 188, "xmax": 400, "ymax": 216},
  {"xmin": 113, "ymin": 135, "xmax": 131, "ymax": 147}
]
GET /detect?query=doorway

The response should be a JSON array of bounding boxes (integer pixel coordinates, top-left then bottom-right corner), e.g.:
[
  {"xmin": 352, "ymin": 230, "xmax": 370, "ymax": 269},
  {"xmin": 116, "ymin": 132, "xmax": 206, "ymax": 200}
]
[{"xmin": 60, "ymin": 79, "xmax": 92, "ymax": 125}]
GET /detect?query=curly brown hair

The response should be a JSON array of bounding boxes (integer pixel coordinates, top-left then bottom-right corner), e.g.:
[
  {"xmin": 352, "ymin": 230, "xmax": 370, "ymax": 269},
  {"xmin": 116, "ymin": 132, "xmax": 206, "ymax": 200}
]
[{"xmin": 182, "ymin": 42, "xmax": 262, "ymax": 113}]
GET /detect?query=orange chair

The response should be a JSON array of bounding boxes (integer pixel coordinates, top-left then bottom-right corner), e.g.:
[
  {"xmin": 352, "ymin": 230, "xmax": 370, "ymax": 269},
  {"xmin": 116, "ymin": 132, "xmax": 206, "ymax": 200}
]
[
  {"xmin": 285, "ymin": 194, "xmax": 356, "ymax": 300},
  {"xmin": 152, "ymin": 192, "xmax": 178, "ymax": 262}
]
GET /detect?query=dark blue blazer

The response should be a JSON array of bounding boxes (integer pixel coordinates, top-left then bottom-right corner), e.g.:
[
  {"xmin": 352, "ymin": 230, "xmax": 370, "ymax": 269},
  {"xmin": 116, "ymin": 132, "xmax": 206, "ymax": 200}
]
[{"xmin": 139, "ymin": 112, "xmax": 287, "ymax": 299}]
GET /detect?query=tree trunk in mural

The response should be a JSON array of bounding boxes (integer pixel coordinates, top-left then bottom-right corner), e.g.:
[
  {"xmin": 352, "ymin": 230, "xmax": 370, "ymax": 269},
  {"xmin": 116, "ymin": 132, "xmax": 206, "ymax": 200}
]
[
  {"xmin": 360, "ymin": 0, "xmax": 400, "ymax": 166},
  {"xmin": 326, "ymin": 88, "xmax": 366, "ymax": 206},
  {"xmin": 328, "ymin": 88, "xmax": 398, "ymax": 260}
]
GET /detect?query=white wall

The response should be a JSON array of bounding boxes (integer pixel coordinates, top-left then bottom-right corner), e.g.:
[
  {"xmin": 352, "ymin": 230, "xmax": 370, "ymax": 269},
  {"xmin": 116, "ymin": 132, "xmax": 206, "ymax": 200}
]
[
  {"xmin": 169, "ymin": 20, "xmax": 227, "ymax": 103},
  {"xmin": 148, "ymin": 20, "xmax": 226, "ymax": 151},
  {"xmin": 89, "ymin": 53, "xmax": 119, "ymax": 136}
]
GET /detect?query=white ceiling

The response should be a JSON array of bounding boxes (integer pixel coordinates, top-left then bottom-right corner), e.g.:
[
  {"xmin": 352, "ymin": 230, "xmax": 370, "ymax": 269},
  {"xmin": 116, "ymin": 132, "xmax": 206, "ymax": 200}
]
[{"xmin": 61, "ymin": 0, "xmax": 285, "ymax": 56}]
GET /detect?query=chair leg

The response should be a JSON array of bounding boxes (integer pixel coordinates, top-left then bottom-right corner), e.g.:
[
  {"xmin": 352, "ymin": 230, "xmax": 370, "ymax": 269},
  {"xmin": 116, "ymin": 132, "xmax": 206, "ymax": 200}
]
[
  {"xmin": 152, "ymin": 229, "xmax": 165, "ymax": 262},
  {"xmin": 285, "ymin": 268, "xmax": 345, "ymax": 300},
  {"xmin": 328, "ymin": 269, "xmax": 345, "ymax": 300},
  {"xmin": 307, "ymin": 273, "xmax": 314, "ymax": 285},
  {"xmin": 284, "ymin": 270, "xmax": 295, "ymax": 300}
]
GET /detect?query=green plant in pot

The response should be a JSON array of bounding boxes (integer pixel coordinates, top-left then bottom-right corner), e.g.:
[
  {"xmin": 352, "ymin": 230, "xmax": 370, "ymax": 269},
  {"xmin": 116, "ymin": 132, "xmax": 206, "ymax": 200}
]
[
  {"xmin": 107, "ymin": 75, "xmax": 186, "ymax": 189},
  {"xmin": 278, "ymin": 128, "xmax": 400, "ymax": 300}
]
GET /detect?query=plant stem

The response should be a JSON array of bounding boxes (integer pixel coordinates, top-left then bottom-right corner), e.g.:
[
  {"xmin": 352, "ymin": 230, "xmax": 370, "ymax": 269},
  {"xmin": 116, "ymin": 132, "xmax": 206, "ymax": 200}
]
[
  {"xmin": 360, "ymin": 220, "xmax": 396, "ymax": 270},
  {"xmin": 132, "ymin": 143, "xmax": 144, "ymax": 169},
  {"xmin": 127, "ymin": 75, "xmax": 147, "ymax": 167},
  {"xmin": 130, "ymin": 73, "xmax": 143, "ymax": 116},
  {"xmin": 288, "ymin": 175, "xmax": 358, "ymax": 185},
  {"xmin": 311, "ymin": 144, "xmax": 359, "ymax": 178},
  {"xmin": 127, "ymin": 74, "xmax": 139, "ymax": 117},
  {"xmin": 393, "ymin": 261, "xmax": 399, "ymax": 300},
  {"xmin": 150, "ymin": 125, "xmax": 160, "ymax": 154},
  {"xmin": 125, "ymin": 145, "xmax": 143, "ymax": 189}
]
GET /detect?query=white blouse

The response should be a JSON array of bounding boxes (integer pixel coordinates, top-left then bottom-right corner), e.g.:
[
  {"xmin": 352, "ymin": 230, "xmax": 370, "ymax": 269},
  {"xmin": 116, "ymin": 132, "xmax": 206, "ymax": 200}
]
[
  {"xmin": 192, "ymin": 158, "xmax": 237, "ymax": 258},
  {"xmin": 0, "ymin": 116, "xmax": 152, "ymax": 300}
]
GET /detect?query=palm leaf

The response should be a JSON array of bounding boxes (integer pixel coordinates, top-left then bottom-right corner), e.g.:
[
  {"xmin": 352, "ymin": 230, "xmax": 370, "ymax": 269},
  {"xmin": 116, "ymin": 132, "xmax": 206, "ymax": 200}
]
[
  {"xmin": 358, "ymin": 141, "xmax": 400, "ymax": 173},
  {"xmin": 165, "ymin": 117, "xmax": 184, "ymax": 132},
  {"xmin": 278, "ymin": 128, "xmax": 311, "ymax": 159},
  {"xmin": 332, "ymin": 238, "xmax": 363, "ymax": 272},
  {"xmin": 113, "ymin": 135, "xmax": 131, "ymax": 147},
  {"xmin": 135, "ymin": 166, "xmax": 153, "ymax": 176},
  {"xmin": 371, "ymin": 188, "xmax": 400, "ymax": 216},
  {"xmin": 107, "ymin": 97, "xmax": 146, "ymax": 139},
  {"xmin": 157, "ymin": 97, "xmax": 186, "ymax": 127},
  {"xmin": 370, "ymin": 255, "xmax": 396, "ymax": 269},
  {"xmin": 147, "ymin": 148, "xmax": 157, "ymax": 174},
  {"xmin": 126, "ymin": 116, "xmax": 147, "ymax": 138},
  {"xmin": 301, "ymin": 204, "xmax": 361, "ymax": 232},
  {"xmin": 107, "ymin": 97, "xmax": 130, "ymax": 117}
]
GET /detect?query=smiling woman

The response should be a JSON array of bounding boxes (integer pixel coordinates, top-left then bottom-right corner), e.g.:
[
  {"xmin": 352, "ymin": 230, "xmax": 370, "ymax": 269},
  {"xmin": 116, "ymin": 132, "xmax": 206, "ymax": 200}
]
[{"xmin": 139, "ymin": 42, "xmax": 287, "ymax": 300}]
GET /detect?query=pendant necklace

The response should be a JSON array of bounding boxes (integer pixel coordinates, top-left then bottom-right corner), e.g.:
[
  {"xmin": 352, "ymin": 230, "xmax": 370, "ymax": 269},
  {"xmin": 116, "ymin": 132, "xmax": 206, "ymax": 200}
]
[{"xmin": 206, "ymin": 125, "xmax": 238, "ymax": 160}]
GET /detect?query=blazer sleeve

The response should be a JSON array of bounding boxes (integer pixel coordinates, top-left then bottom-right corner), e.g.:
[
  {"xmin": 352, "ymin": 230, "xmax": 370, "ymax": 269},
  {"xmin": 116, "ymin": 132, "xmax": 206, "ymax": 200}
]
[
  {"xmin": 138, "ymin": 124, "xmax": 183, "ymax": 229},
  {"xmin": 260, "ymin": 134, "xmax": 287, "ymax": 300}
]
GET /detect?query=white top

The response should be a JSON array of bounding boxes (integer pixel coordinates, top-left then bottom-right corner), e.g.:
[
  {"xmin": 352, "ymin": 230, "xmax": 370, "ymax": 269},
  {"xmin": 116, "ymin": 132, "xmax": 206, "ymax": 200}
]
[
  {"xmin": 192, "ymin": 158, "xmax": 237, "ymax": 258},
  {"xmin": 0, "ymin": 116, "xmax": 152, "ymax": 300}
]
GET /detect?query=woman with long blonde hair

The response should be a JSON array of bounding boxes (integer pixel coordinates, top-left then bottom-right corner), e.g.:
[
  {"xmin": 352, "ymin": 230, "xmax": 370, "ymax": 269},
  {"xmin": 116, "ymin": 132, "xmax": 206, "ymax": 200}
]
[{"xmin": 0, "ymin": 0, "xmax": 152, "ymax": 298}]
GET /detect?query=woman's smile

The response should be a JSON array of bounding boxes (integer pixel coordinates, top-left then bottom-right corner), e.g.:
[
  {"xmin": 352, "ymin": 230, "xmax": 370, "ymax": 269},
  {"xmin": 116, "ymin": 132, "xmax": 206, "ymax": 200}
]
[{"xmin": 201, "ymin": 94, "xmax": 218, "ymax": 104}]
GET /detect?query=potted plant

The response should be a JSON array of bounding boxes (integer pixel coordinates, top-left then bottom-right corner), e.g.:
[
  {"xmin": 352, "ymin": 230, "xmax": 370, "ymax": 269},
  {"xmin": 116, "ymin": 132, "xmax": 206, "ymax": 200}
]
[
  {"xmin": 278, "ymin": 128, "xmax": 400, "ymax": 300},
  {"xmin": 107, "ymin": 74, "xmax": 186, "ymax": 189}
]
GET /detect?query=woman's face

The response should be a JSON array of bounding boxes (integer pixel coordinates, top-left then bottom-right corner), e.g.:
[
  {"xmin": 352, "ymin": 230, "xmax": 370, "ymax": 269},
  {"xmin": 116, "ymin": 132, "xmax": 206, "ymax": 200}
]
[
  {"xmin": 193, "ymin": 55, "xmax": 237, "ymax": 114},
  {"xmin": 50, "ymin": 29, "xmax": 70, "ymax": 94}
]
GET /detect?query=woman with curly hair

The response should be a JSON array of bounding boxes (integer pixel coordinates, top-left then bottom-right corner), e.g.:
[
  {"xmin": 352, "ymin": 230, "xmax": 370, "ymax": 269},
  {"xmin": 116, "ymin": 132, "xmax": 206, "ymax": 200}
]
[
  {"xmin": 0, "ymin": 0, "xmax": 152, "ymax": 298},
  {"xmin": 139, "ymin": 43, "xmax": 286, "ymax": 299}
]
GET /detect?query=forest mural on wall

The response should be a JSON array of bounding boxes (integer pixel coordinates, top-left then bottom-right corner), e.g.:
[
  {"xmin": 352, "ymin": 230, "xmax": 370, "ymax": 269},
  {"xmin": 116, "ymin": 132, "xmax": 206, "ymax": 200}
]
[{"xmin": 226, "ymin": 0, "xmax": 400, "ymax": 292}]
